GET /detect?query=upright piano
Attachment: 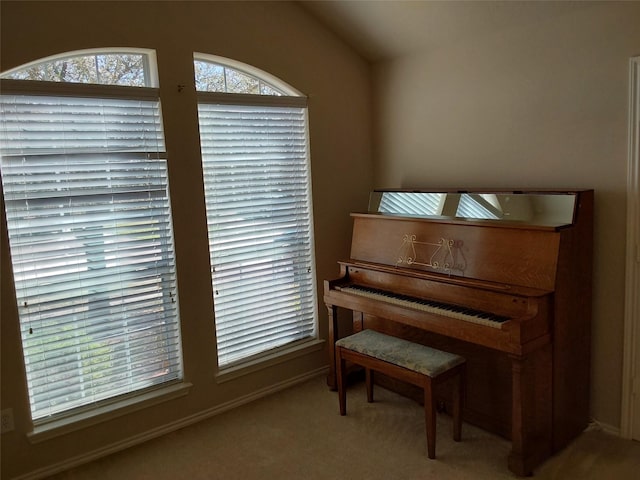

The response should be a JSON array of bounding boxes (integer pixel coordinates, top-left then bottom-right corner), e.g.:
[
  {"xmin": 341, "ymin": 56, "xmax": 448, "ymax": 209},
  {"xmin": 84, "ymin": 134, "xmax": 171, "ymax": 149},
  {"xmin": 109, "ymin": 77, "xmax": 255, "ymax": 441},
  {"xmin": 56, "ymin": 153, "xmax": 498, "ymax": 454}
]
[{"xmin": 324, "ymin": 189, "xmax": 593, "ymax": 476}]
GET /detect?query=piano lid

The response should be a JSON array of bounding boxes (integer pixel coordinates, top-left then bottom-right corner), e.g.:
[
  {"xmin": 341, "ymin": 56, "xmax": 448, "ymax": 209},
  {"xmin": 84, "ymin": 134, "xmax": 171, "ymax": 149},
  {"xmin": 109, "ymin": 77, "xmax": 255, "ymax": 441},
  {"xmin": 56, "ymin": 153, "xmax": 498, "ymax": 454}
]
[{"xmin": 368, "ymin": 189, "xmax": 580, "ymax": 228}]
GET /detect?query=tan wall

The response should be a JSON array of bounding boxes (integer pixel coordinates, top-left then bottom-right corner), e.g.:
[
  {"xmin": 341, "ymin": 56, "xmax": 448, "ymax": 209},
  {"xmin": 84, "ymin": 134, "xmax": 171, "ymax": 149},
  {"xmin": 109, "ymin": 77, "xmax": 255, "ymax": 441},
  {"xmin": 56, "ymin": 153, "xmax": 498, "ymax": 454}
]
[
  {"xmin": 372, "ymin": 2, "xmax": 640, "ymax": 429},
  {"xmin": 0, "ymin": 2, "xmax": 371, "ymax": 478}
]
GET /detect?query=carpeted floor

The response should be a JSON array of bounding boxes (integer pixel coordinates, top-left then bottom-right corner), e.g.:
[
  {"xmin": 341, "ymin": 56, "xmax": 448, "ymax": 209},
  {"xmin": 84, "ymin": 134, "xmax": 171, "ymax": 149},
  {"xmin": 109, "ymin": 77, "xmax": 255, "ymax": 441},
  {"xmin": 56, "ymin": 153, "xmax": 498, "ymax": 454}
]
[{"xmin": 47, "ymin": 375, "xmax": 640, "ymax": 479}]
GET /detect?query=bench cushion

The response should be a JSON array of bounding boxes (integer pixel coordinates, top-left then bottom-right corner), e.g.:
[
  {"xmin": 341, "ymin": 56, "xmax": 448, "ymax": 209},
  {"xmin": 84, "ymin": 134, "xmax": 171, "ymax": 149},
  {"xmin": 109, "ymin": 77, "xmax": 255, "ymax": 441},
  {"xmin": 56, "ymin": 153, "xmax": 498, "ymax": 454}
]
[{"xmin": 336, "ymin": 329, "xmax": 465, "ymax": 377}]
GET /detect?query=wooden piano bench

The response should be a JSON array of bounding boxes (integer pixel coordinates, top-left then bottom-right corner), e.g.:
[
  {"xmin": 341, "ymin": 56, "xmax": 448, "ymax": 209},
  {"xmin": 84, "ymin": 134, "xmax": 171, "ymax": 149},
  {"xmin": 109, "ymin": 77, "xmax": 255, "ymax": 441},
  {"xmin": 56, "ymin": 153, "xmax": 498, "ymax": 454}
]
[{"xmin": 335, "ymin": 329, "xmax": 466, "ymax": 459}]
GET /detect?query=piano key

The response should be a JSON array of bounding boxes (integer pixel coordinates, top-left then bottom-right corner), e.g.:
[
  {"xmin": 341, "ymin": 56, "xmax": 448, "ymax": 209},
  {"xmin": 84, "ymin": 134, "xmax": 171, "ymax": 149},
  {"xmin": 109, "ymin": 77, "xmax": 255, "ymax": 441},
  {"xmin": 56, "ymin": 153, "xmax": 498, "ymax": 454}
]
[{"xmin": 335, "ymin": 284, "xmax": 509, "ymax": 328}]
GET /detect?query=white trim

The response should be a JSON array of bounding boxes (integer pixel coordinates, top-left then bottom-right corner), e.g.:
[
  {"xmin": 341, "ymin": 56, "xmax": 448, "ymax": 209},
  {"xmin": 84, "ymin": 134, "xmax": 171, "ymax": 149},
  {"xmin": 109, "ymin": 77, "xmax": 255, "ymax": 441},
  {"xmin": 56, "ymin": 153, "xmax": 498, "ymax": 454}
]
[
  {"xmin": 587, "ymin": 419, "xmax": 622, "ymax": 437},
  {"xmin": 13, "ymin": 368, "xmax": 327, "ymax": 480},
  {"xmin": 28, "ymin": 382, "xmax": 193, "ymax": 444},
  {"xmin": 196, "ymin": 90, "xmax": 307, "ymax": 108},
  {"xmin": 0, "ymin": 78, "xmax": 159, "ymax": 100},
  {"xmin": 216, "ymin": 338, "xmax": 325, "ymax": 383},
  {"xmin": 621, "ymin": 55, "xmax": 640, "ymax": 440}
]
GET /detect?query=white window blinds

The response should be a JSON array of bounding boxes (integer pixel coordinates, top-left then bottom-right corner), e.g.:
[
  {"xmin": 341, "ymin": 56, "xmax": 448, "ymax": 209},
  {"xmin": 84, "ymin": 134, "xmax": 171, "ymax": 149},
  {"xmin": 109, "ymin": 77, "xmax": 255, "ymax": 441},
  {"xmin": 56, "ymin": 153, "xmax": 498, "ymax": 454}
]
[
  {"xmin": 456, "ymin": 194, "xmax": 501, "ymax": 219},
  {"xmin": 197, "ymin": 99, "xmax": 317, "ymax": 367},
  {"xmin": 378, "ymin": 192, "xmax": 444, "ymax": 216},
  {"xmin": 0, "ymin": 88, "xmax": 183, "ymax": 420}
]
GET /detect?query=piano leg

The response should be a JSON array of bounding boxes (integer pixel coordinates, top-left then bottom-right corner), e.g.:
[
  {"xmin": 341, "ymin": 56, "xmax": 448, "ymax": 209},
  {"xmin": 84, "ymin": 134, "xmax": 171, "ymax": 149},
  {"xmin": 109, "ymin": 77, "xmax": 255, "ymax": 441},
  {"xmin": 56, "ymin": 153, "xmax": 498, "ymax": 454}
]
[
  {"xmin": 327, "ymin": 304, "xmax": 338, "ymax": 389},
  {"xmin": 352, "ymin": 310, "xmax": 364, "ymax": 332},
  {"xmin": 508, "ymin": 344, "xmax": 553, "ymax": 476},
  {"xmin": 452, "ymin": 363, "xmax": 465, "ymax": 442}
]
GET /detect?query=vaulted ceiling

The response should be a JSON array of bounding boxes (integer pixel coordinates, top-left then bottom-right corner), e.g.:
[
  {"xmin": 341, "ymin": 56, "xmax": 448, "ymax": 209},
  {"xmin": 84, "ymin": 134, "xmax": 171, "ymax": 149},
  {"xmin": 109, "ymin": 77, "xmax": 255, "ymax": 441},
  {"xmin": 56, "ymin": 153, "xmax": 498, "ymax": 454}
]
[{"xmin": 299, "ymin": 1, "xmax": 599, "ymax": 62}]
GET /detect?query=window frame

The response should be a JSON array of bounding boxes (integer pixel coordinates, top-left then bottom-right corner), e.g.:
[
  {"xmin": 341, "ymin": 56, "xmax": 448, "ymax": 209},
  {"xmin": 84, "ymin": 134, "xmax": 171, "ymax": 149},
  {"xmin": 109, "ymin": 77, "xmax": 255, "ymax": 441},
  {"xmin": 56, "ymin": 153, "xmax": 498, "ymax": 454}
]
[
  {"xmin": 0, "ymin": 48, "xmax": 159, "ymax": 87},
  {"xmin": 194, "ymin": 54, "xmax": 320, "ymax": 372},
  {"xmin": 193, "ymin": 52, "xmax": 302, "ymax": 96},
  {"xmin": 0, "ymin": 49, "xmax": 185, "ymax": 427}
]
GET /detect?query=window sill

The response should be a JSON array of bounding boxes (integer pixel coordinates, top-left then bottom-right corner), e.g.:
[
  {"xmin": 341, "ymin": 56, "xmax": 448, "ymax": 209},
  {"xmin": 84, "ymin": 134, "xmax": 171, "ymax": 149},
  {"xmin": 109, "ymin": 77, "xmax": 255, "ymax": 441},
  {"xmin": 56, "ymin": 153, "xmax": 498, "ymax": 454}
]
[
  {"xmin": 216, "ymin": 338, "xmax": 325, "ymax": 383},
  {"xmin": 28, "ymin": 381, "xmax": 192, "ymax": 444}
]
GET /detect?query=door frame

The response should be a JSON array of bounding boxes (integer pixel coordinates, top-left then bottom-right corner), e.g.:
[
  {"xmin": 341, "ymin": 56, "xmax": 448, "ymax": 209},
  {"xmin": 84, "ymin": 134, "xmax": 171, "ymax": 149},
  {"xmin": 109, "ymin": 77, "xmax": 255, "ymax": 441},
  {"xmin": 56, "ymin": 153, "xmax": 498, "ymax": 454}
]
[{"xmin": 621, "ymin": 55, "xmax": 640, "ymax": 440}]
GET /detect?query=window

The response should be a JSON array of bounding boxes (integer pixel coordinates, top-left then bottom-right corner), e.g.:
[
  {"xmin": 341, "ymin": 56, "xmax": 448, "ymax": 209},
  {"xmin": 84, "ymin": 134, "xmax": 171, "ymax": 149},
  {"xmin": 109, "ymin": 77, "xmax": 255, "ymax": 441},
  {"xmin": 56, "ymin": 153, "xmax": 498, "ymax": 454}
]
[
  {"xmin": 0, "ymin": 50, "xmax": 183, "ymax": 421},
  {"xmin": 1, "ymin": 50, "xmax": 152, "ymax": 86},
  {"xmin": 195, "ymin": 54, "xmax": 317, "ymax": 367},
  {"xmin": 194, "ymin": 59, "xmax": 284, "ymax": 96}
]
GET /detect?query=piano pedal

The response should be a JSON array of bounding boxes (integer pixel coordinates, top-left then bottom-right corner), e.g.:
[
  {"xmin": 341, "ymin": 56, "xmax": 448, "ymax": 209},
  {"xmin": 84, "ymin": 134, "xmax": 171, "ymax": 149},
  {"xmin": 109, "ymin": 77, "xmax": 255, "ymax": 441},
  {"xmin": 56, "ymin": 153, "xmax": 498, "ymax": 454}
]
[{"xmin": 436, "ymin": 400, "xmax": 447, "ymax": 413}]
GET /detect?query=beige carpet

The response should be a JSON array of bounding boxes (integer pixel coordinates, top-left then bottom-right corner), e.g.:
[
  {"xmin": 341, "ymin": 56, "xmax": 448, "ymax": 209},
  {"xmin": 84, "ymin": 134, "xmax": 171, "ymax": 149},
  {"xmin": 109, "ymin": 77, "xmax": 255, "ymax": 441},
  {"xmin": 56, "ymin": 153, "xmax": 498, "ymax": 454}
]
[{"xmin": 48, "ymin": 375, "xmax": 640, "ymax": 479}]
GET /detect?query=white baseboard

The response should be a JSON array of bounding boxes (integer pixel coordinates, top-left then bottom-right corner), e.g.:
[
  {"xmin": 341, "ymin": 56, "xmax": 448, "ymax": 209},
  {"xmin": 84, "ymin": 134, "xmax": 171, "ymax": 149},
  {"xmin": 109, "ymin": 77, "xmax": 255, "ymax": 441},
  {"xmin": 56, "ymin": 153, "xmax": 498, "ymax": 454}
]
[
  {"xmin": 587, "ymin": 418, "xmax": 622, "ymax": 437},
  {"xmin": 14, "ymin": 367, "xmax": 328, "ymax": 480}
]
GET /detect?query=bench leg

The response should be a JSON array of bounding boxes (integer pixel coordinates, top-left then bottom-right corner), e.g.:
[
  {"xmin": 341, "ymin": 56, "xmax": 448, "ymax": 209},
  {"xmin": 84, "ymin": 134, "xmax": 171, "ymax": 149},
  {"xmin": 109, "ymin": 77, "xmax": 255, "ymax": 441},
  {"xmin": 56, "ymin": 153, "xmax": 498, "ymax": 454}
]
[
  {"xmin": 452, "ymin": 365, "xmax": 465, "ymax": 442},
  {"xmin": 365, "ymin": 368, "xmax": 374, "ymax": 403},
  {"xmin": 424, "ymin": 377, "xmax": 436, "ymax": 459},
  {"xmin": 336, "ymin": 347, "xmax": 347, "ymax": 416}
]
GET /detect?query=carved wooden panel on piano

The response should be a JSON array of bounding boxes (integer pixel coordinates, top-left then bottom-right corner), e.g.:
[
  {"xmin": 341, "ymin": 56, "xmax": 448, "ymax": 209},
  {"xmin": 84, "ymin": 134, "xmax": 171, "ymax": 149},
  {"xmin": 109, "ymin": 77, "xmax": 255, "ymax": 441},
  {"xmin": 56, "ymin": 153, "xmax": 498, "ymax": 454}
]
[
  {"xmin": 350, "ymin": 213, "xmax": 562, "ymax": 291},
  {"xmin": 324, "ymin": 189, "xmax": 593, "ymax": 477}
]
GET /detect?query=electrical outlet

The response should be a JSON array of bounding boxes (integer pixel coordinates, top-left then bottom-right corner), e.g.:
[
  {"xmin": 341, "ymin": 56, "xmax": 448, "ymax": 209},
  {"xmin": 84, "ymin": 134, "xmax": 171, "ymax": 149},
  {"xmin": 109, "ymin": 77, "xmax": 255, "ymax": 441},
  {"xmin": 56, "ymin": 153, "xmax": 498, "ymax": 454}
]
[{"xmin": 1, "ymin": 408, "xmax": 14, "ymax": 433}]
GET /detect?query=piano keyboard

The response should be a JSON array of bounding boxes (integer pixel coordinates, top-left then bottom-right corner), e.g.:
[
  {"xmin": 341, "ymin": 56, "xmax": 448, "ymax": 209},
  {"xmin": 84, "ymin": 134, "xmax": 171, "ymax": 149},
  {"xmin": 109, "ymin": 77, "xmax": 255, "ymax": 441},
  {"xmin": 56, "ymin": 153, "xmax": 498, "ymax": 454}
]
[{"xmin": 335, "ymin": 284, "xmax": 509, "ymax": 329}]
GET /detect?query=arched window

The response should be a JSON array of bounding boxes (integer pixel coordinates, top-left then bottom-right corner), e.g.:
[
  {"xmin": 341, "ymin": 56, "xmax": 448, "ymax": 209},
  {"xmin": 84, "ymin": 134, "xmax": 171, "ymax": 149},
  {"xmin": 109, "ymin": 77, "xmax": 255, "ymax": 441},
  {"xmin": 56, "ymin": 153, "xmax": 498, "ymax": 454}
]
[
  {"xmin": 1, "ymin": 49, "xmax": 155, "ymax": 86},
  {"xmin": 194, "ymin": 54, "xmax": 318, "ymax": 368},
  {"xmin": 194, "ymin": 59, "xmax": 285, "ymax": 95},
  {"xmin": 0, "ymin": 49, "xmax": 183, "ymax": 421}
]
